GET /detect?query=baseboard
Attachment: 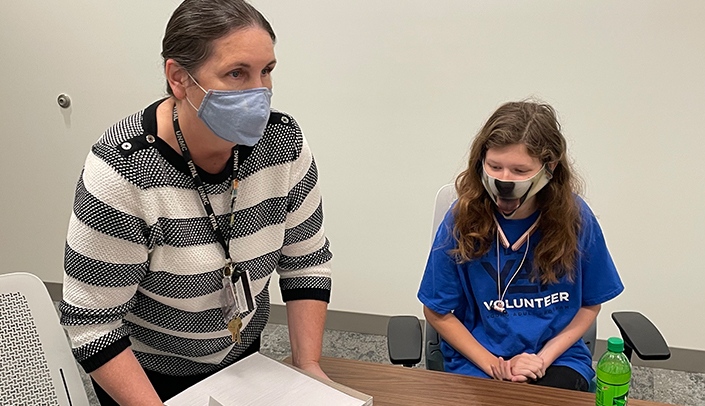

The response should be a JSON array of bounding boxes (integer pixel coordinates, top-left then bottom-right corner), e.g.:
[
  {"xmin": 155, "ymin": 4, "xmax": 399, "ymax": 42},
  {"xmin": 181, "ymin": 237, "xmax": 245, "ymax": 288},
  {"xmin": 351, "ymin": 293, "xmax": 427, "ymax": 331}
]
[
  {"xmin": 47, "ymin": 282, "xmax": 391, "ymax": 336},
  {"xmin": 46, "ymin": 282, "xmax": 63, "ymax": 302},
  {"xmin": 269, "ymin": 304, "xmax": 391, "ymax": 336},
  {"xmin": 47, "ymin": 282, "xmax": 705, "ymax": 374}
]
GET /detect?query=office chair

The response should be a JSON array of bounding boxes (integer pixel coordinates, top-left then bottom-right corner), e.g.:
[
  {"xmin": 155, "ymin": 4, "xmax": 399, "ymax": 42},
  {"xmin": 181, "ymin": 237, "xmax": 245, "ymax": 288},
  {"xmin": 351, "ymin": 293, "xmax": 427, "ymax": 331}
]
[
  {"xmin": 387, "ymin": 185, "xmax": 670, "ymax": 370},
  {"xmin": 0, "ymin": 272, "xmax": 90, "ymax": 406}
]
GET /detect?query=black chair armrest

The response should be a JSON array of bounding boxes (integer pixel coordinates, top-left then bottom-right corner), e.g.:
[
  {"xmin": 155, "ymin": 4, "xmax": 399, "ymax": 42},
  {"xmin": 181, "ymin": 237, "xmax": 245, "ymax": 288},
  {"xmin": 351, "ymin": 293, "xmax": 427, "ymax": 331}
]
[
  {"xmin": 611, "ymin": 311, "xmax": 670, "ymax": 361},
  {"xmin": 387, "ymin": 316, "xmax": 422, "ymax": 367},
  {"xmin": 424, "ymin": 321, "xmax": 444, "ymax": 371}
]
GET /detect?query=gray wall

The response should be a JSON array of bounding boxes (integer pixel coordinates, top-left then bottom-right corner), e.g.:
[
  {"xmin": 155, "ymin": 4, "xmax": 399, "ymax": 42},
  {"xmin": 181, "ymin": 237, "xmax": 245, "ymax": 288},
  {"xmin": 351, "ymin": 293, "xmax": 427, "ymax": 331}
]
[{"xmin": 1, "ymin": 1, "xmax": 703, "ymax": 351}]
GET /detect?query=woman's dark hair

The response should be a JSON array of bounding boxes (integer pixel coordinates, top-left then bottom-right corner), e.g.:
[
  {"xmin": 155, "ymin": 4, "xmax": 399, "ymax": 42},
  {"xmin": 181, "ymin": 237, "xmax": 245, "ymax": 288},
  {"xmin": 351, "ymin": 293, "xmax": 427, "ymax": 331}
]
[{"xmin": 161, "ymin": 0, "xmax": 276, "ymax": 95}]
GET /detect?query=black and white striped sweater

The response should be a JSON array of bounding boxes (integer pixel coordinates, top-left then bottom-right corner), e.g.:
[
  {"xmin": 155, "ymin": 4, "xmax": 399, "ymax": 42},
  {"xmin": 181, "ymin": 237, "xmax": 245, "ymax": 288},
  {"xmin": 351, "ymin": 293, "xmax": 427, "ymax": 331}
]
[{"xmin": 59, "ymin": 99, "xmax": 332, "ymax": 376}]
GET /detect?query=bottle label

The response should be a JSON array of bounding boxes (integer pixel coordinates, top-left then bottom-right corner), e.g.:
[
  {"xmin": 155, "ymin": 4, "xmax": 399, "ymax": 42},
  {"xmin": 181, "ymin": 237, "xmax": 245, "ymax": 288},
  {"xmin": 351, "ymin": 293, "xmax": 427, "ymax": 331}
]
[{"xmin": 595, "ymin": 379, "xmax": 629, "ymax": 406}]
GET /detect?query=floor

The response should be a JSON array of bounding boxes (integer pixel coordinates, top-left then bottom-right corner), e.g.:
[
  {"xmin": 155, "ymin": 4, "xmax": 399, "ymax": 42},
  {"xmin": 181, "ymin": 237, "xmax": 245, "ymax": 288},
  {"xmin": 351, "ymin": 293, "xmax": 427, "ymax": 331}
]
[{"xmin": 74, "ymin": 323, "xmax": 704, "ymax": 406}]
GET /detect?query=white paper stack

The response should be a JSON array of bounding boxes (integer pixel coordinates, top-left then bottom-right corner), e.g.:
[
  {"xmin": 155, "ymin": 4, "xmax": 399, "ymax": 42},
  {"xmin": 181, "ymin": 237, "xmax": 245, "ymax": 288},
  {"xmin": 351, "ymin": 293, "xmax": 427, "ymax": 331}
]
[{"xmin": 165, "ymin": 352, "xmax": 372, "ymax": 406}]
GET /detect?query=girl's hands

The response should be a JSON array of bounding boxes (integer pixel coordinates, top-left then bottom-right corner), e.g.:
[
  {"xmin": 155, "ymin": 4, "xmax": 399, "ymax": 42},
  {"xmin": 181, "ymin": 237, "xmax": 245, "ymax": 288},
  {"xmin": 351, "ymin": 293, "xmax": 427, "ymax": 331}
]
[
  {"xmin": 509, "ymin": 353, "xmax": 545, "ymax": 381},
  {"xmin": 490, "ymin": 357, "xmax": 514, "ymax": 381},
  {"xmin": 490, "ymin": 353, "xmax": 545, "ymax": 382}
]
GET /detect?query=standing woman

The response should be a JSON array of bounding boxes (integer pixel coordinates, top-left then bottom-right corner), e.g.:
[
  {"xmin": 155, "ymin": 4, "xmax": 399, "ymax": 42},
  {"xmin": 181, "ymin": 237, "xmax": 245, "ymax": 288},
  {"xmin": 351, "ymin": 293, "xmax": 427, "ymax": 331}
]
[
  {"xmin": 60, "ymin": 1, "xmax": 332, "ymax": 404},
  {"xmin": 418, "ymin": 101, "xmax": 624, "ymax": 391}
]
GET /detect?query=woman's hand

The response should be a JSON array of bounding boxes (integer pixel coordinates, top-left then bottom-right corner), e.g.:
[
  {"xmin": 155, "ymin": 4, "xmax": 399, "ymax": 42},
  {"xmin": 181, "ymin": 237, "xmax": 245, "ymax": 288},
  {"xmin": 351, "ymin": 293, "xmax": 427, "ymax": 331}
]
[{"xmin": 297, "ymin": 360, "xmax": 330, "ymax": 381}]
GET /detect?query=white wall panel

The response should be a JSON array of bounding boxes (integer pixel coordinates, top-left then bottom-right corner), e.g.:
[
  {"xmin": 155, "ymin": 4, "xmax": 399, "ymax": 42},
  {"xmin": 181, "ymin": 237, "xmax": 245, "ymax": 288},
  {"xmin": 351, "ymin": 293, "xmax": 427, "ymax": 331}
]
[{"xmin": 1, "ymin": 0, "xmax": 703, "ymax": 350}]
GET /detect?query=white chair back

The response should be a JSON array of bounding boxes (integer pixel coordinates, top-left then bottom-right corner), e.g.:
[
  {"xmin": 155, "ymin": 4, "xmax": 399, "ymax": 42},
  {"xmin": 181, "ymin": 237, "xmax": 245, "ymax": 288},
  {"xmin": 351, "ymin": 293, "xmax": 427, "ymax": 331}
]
[
  {"xmin": 424, "ymin": 184, "xmax": 458, "ymax": 371},
  {"xmin": 0, "ymin": 272, "xmax": 90, "ymax": 406},
  {"xmin": 431, "ymin": 184, "xmax": 457, "ymax": 240}
]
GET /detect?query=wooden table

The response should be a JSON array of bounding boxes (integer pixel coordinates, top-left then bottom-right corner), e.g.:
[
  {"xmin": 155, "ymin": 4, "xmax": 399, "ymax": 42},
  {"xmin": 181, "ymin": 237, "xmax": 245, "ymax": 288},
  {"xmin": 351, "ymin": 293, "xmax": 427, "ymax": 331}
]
[{"xmin": 316, "ymin": 357, "xmax": 673, "ymax": 406}]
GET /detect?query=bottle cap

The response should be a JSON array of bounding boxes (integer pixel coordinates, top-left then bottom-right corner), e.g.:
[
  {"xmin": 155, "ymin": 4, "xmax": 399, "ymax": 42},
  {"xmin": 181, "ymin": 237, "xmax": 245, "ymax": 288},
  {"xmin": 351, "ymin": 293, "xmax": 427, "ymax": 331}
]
[{"xmin": 607, "ymin": 337, "xmax": 624, "ymax": 352}]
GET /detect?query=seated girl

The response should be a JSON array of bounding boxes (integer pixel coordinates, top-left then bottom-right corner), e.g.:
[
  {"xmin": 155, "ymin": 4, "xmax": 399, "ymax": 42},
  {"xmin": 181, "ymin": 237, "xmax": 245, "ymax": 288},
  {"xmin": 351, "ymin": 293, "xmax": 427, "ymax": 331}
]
[{"xmin": 417, "ymin": 100, "xmax": 623, "ymax": 391}]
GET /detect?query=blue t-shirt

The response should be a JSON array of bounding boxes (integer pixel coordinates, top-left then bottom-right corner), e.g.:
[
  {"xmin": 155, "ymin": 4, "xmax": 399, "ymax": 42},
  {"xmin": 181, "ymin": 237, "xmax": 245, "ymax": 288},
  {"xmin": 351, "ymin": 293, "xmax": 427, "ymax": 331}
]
[{"xmin": 417, "ymin": 196, "xmax": 624, "ymax": 383}]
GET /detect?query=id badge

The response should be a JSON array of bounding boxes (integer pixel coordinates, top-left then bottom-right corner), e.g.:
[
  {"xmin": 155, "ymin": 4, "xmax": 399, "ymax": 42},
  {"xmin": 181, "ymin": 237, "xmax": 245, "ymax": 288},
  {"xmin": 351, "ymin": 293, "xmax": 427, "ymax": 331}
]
[
  {"xmin": 220, "ymin": 276, "xmax": 239, "ymax": 321},
  {"xmin": 232, "ymin": 267, "xmax": 255, "ymax": 313}
]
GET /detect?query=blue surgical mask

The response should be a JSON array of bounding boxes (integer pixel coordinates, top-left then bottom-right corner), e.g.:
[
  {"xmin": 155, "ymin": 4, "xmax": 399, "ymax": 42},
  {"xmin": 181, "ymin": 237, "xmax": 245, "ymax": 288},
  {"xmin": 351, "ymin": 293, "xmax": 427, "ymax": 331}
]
[{"xmin": 186, "ymin": 73, "xmax": 272, "ymax": 146}]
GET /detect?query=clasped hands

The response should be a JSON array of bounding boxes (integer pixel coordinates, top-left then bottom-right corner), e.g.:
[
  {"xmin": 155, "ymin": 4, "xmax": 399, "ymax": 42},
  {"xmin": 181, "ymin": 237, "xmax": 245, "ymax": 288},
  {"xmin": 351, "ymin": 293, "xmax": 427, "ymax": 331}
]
[{"xmin": 489, "ymin": 353, "xmax": 546, "ymax": 382}]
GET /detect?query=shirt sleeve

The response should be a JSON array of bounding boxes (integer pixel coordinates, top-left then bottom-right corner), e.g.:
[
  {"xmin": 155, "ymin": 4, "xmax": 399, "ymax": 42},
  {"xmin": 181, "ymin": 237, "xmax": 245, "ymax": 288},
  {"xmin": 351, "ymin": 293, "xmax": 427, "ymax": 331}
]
[
  {"xmin": 59, "ymin": 145, "xmax": 149, "ymax": 373},
  {"xmin": 577, "ymin": 197, "xmax": 625, "ymax": 306},
  {"xmin": 277, "ymin": 121, "xmax": 333, "ymax": 303},
  {"xmin": 417, "ymin": 207, "xmax": 463, "ymax": 315}
]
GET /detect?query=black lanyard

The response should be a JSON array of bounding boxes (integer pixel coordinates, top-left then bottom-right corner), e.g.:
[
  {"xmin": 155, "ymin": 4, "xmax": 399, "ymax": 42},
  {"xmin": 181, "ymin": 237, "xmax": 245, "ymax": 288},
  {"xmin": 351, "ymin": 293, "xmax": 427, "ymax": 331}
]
[{"xmin": 171, "ymin": 106, "xmax": 253, "ymax": 312}]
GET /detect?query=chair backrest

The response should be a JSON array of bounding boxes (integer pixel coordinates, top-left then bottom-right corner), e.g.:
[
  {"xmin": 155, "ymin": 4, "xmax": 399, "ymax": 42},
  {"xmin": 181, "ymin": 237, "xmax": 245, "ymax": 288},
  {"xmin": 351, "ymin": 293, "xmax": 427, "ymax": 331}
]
[
  {"xmin": 431, "ymin": 184, "xmax": 457, "ymax": 240},
  {"xmin": 423, "ymin": 185, "xmax": 596, "ymax": 371},
  {"xmin": 424, "ymin": 184, "xmax": 456, "ymax": 370},
  {"xmin": 0, "ymin": 272, "xmax": 90, "ymax": 406}
]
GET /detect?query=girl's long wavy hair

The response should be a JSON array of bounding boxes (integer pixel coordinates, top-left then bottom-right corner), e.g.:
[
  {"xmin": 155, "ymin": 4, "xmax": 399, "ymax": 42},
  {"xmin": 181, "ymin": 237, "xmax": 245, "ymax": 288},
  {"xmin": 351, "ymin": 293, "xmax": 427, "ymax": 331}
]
[{"xmin": 451, "ymin": 101, "xmax": 584, "ymax": 284}]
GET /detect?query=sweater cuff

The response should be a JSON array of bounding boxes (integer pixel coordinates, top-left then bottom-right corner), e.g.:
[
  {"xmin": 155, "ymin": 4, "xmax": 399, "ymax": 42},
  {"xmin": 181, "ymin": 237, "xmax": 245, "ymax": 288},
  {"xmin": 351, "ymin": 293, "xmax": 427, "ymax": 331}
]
[
  {"xmin": 281, "ymin": 288, "xmax": 330, "ymax": 303},
  {"xmin": 79, "ymin": 336, "xmax": 132, "ymax": 373}
]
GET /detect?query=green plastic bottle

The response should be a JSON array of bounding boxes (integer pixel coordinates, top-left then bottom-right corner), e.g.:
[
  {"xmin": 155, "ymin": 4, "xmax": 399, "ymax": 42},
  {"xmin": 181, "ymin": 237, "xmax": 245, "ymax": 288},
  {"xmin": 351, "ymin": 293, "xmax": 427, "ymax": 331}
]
[{"xmin": 596, "ymin": 337, "xmax": 632, "ymax": 406}]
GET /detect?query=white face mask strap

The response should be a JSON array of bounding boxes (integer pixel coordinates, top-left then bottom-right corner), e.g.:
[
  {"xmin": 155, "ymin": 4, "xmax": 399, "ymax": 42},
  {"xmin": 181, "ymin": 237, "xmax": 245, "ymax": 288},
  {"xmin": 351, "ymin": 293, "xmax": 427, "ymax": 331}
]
[
  {"xmin": 185, "ymin": 72, "xmax": 208, "ymax": 112},
  {"xmin": 185, "ymin": 97, "xmax": 199, "ymax": 112},
  {"xmin": 186, "ymin": 72, "xmax": 207, "ymax": 94}
]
